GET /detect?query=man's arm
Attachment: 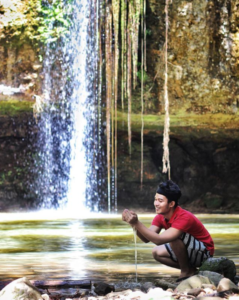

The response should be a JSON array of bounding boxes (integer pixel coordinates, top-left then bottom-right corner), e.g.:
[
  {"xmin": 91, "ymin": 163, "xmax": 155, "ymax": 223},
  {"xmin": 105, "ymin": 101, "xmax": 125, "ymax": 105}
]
[
  {"xmin": 134, "ymin": 220, "xmax": 183, "ymax": 245},
  {"xmin": 122, "ymin": 209, "xmax": 183, "ymax": 245},
  {"xmin": 135, "ymin": 225, "xmax": 161, "ymax": 243}
]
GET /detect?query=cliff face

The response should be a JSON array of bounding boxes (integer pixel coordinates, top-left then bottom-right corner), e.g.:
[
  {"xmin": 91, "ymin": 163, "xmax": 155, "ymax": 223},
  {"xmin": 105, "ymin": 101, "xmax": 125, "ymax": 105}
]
[
  {"xmin": 117, "ymin": 0, "xmax": 239, "ymax": 213},
  {"xmin": 146, "ymin": 0, "xmax": 239, "ymax": 114},
  {"xmin": 0, "ymin": 0, "xmax": 239, "ymax": 212}
]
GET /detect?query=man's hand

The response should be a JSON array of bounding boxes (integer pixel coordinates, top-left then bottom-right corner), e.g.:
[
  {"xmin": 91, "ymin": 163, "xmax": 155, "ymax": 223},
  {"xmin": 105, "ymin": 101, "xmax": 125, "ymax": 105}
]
[{"xmin": 122, "ymin": 209, "xmax": 138, "ymax": 225}]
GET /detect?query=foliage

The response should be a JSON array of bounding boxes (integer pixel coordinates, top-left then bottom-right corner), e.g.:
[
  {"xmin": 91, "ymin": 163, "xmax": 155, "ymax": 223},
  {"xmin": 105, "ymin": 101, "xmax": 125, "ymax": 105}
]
[
  {"xmin": 0, "ymin": 0, "xmax": 72, "ymax": 46},
  {"xmin": 137, "ymin": 63, "xmax": 148, "ymax": 82},
  {"xmin": 35, "ymin": 0, "xmax": 73, "ymax": 44}
]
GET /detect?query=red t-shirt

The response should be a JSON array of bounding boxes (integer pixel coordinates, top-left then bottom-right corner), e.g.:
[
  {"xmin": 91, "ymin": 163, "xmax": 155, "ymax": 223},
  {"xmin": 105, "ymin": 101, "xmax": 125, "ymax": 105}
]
[{"xmin": 151, "ymin": 206, "xmax": 214, "ymax": 255}]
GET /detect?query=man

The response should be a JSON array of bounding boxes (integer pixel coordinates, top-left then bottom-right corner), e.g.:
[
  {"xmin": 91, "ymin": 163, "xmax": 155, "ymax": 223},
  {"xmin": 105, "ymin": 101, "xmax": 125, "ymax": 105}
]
[{"xmin": 122, "ymin": 180, "xmax": 214, "ymax": 282}]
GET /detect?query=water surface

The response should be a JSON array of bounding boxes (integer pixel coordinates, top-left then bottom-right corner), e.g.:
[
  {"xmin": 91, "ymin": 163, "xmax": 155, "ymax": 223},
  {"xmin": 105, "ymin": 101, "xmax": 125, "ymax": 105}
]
[{"xmin": 0, "ymin": 212, "xmax": 238, "ymax": 283}]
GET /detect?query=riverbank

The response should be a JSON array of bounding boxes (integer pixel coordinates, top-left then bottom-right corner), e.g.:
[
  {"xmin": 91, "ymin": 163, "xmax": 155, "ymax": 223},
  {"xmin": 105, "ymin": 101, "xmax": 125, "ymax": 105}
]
[{"xmin": 0, "ymin": 273, "xmax": 239, "ymax": 300}]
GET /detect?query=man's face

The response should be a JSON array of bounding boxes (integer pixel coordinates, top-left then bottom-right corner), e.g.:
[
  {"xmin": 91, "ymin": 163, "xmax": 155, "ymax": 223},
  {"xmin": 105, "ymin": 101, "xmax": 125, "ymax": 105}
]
[{"xmin": 154, "ymin": 193, "xmax": 171, "ymax": 215}]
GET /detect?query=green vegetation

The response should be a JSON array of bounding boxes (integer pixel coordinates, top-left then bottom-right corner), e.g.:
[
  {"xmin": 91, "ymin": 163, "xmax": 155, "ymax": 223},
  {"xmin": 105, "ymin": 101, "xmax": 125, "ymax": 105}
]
[
  {"xmin": 1, "ymin": 0, "xmax": 72, "ymax": 46},
  {"xmin": 35, "ymin": 0, "xmax": 72, "ymax": 44},
  {"xmin": 0, "ymin": 100, "xmax": 33, "ymax": 116},
  {"xmin": 116, "ymin": 110, "xmax": 239, "ymax": 139}
]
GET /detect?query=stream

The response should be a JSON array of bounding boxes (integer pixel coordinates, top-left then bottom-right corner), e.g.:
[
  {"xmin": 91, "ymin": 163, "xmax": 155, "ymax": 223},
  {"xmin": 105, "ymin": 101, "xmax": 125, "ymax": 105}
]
[{"xmin": 0, "ymin": 212, "xmax": 238, "ymax": 283}]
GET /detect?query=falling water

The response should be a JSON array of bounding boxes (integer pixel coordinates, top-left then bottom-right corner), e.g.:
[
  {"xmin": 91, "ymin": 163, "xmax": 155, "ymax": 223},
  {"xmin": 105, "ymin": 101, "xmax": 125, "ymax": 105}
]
[
  {"xmin": 32, "ymin": 0, "xmax": 146, "ymax": 212},
  {"xmin": 33, "ymin": 0, "xmax": 106, "ymax": 212},
  {"xmin": 133, "ymin": 227, "xmax": 138, "ymax": 283},
  {"xmin": 64, "ymin": 0, "xmax": 98, "ymax": 212}
]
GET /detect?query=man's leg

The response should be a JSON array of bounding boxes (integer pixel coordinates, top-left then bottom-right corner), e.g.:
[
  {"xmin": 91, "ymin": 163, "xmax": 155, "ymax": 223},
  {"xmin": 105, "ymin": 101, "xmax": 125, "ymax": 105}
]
[
  {"xmin": 169, "ymin": 239, "xmax": 197, "ymax": 278},
  {"xmin": 152, "ymin": 244, "xmax": 180, "ymax": 269},
  {"xmin": 152, "ymin": 239, "xmax": 197, "ymax": 279}
]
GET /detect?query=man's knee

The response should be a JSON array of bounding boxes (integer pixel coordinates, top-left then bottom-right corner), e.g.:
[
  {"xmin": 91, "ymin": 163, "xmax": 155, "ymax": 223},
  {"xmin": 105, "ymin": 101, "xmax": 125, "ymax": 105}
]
[
  {"xmin": 152, "ymin": 246, "xmax": 158, "ymax": 260},
  {"xmin": 152, "ymin": 245, "xmax": 167, "ymax": 260}
]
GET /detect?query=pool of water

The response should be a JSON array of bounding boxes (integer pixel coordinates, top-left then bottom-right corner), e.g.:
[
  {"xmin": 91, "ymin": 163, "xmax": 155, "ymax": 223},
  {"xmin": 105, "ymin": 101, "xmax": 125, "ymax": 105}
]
[{"xmin": 0, "ymin": 212, "xmax": 238, "ymax": 283}]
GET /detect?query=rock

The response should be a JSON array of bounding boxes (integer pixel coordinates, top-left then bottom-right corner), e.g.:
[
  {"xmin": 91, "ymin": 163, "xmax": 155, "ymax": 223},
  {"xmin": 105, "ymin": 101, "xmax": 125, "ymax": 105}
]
[
  {"xmin": 141, "ymin": 282, "xmax": 155, "ymax": 292},
  {"xmin": 154, "ymin": 279, "xmax": 177, "ymax": 291},
  {"xmin": 203, "ymin": 193, "xmax": 224, "ymax": 209},
  {"xmin": 187, "ymin": 287, "xmax": 202, "ymax": 296},
  {"xmin": 176, "ymin": 275, "xmax": 213, "ymax": 292},
  {"xmin": 199, "ymin": 271, "xmax": 224, "ymax": 286},
  {"xmin": 0, "ymin": 277, "xmax": 48, "ymax": 300},
  {"xmin": 199, "ymin": 257, "xmax": 237, "ymax": 281},
  {"xmin": 217, "ymin": 278, "xmax": 239, "ymax": 292},
  {"xmin": 94, "ymin": 282, "xmax": 115, "ymax": 295},
  {"xmin": 201, "ymin": 283, "xmax": 216, "ymax": 290}
]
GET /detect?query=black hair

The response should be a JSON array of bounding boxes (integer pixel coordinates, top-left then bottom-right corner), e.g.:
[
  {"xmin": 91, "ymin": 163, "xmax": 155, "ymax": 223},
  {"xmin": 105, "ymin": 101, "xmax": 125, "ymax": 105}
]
[{"xmin": 156, "ymin": 180, "xmax": 181, "ymax": 207}]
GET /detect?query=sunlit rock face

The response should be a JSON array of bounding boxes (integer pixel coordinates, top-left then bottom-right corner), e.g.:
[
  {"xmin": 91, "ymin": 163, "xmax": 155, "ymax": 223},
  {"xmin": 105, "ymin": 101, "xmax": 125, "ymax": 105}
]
[{"xmin": 147, "ymin": 0, "xmax": 239, "ymax": 115}]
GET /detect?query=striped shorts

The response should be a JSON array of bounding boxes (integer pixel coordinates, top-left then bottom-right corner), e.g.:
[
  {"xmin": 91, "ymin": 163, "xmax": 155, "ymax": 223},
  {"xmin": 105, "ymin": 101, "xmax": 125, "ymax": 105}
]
[{"xmin": 165, "ymin": 232, "xmax": 211, "ymax": 267}]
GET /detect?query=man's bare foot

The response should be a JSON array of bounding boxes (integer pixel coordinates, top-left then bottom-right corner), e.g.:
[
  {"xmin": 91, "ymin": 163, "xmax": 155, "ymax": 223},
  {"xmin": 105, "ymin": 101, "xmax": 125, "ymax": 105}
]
[{"xmin": 178, "ymin": 267, "xmax": 198, "ymax": 279}]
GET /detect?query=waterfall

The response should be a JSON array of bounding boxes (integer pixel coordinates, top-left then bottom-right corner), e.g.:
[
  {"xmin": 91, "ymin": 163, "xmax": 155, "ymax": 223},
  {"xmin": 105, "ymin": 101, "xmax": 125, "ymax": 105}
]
[
  {"xmin": 31, "ymin": 0, "xmax": 146, "ymax": 212},
  {"xmin": 32, "ymin": 0, "xmax": 106, "ymax": 212},
  {"xmin": 65, "ymin": 0, "xmax": 94, "ymax": 212}
]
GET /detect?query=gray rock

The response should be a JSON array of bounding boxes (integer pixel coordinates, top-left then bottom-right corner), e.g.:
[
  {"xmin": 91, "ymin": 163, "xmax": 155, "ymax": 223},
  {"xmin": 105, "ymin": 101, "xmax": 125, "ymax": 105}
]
[
  {"xmin": 199, "ymin": 257, "xmax": 236, "ymax": 281},
  {"xmin": 141, "ymin": 281, "xmax": 155, "ymax": 292},
  {"xmin": 176, "ymin": 275, "xmax": 213, "ymax": 292},
  {"xmin": 0, "ymin": 277, "xmax": 49, "ymax": 300},
  {"xmin": 199, "ymin": 270, "xmax": 224, "ymax": 286},
  {"xmin": 217, "ymin": 277, "xmax": 239, "ymax": 292}
]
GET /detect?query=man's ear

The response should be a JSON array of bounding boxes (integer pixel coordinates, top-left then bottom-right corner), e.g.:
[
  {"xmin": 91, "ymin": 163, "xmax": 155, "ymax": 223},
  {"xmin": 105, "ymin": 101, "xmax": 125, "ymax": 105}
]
[{"xmin": 169, "ymin": 201, "xmax": 175, "ymax": 208}]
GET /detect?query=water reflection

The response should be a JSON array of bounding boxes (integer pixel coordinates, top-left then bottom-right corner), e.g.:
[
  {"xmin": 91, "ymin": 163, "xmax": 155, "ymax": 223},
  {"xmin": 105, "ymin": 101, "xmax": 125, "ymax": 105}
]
[{"xmin": 0, "ymin": 213, "xmax": 238, "ymax": 282}]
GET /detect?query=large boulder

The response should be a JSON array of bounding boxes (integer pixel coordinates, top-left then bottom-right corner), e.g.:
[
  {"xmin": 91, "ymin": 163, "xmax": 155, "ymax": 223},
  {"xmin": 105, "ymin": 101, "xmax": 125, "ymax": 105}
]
[
  {"xmin": 198, "ymin": 271, "xmax": 224, "ymax": 286},
  {"xmin": 175, "ymin": 275, "xmax": 213, "ymax": 292},
  {"xmin": 199, "ymin": 257, "xmax": 237, "ymax": 281},
  {"xmin": 0, "ymin": 277, "xmax": 49, "ymax": 300}
]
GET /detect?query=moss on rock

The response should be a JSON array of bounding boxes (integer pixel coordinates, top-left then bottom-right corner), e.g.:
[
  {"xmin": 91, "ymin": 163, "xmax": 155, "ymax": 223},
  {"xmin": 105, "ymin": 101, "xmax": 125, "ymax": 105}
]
[{"xmin": 0, "ymin": 100, "xmax": 33, "ymax": 116}]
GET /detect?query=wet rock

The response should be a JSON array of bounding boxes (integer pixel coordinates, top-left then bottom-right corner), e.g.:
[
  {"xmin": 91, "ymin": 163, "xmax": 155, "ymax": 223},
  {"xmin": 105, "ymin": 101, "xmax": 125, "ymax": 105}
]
[
  {"xmin": 199, "ymin": 271, "xmax": 224, "ymax": 286},
  {"xmin": 199, "ymin": 257, "xmax": 237, "ymax": 281},
  {"xmin": 94, "ymin": 282, "xmax": 115, "ymax": 295},
  {"xmin": 217, "ymin": 277, "xmax": 239, "ymax": 292},
  {"xmin": 0, "ymin": 277, "xmax": 49, "ymax": 300},
  {"xmin": 175, "ymin": 275, "xmax": 213, "ymax": 292}
]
